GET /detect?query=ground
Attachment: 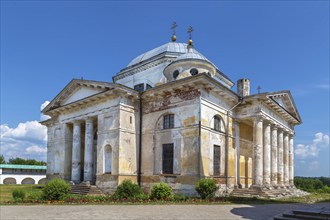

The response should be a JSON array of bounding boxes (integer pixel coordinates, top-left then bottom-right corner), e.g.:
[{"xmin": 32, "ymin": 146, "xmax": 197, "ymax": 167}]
[{"xmin": 1, "ymin": 203, "xmax": 329, "ymax": 220}]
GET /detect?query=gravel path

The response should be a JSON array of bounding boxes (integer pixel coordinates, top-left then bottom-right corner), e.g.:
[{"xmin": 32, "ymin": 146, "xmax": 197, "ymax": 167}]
[{"xmin": 1, "ymin": 203, "xmax": 329, "ymax": 220}]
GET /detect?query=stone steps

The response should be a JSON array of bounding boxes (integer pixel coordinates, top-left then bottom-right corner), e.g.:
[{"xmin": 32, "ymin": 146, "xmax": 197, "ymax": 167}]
[
  {"xmin": 70, "ymin": 184, "xmax": 104, "ymax": 196},
  {"xmin": 230, "ymin": 188, "xmax": 292, "ymax": 199},
  {"xmin": 273, "ymin": 207, "xmax": 330, "ymax": 220}
]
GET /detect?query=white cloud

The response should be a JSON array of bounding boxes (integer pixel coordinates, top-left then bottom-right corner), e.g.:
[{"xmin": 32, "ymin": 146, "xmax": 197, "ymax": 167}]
[
  {"xmin": 0, "ymin": 121, "xmax": 47, "ymax": 162},
  {"xmin": 26, "ymin": 145, "xmax": 47, "ymax": 153},
  {"xmin": 295, "ymin": 132, "xmax": 329, "ymax": 159},
  {"xmin": 40, "ymin": 100, "xmax": 51, "ymax": 121}
]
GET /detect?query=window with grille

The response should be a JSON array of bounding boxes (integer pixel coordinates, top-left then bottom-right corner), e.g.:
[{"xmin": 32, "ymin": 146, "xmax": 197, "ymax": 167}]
[
  {"xmin": 134, "ymin": 83, "xmax": 144, "ymax": 92},
  {"xmin": 213, "ymin": 145, "xmax": 220, "ymax": 176},
  {"xmin": 162, "ymin": 143, "xmax": 174, "ymax": 174},
  {"xmin": 163, "ymin": 114, "xmax": 174, "ymax": 129}
]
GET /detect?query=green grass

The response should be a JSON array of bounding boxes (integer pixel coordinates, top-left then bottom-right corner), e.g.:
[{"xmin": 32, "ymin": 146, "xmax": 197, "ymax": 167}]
[
  {"xmin": 1, "ymin": 184, "xmax": 329, "ymax": 205},
  {"xmin": 0, "ymin": 184, "xmax": 43, "ymax": 203}
]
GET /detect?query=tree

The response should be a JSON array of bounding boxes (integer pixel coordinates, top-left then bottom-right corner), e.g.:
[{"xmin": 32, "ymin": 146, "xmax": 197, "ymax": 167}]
[
  {"xmin": 8, "ymin": 157, "xmax": 46, "ymax": 165},
  {"xmin": 0, "ymin": 154, "xmax": 5, "ymax": 164}
]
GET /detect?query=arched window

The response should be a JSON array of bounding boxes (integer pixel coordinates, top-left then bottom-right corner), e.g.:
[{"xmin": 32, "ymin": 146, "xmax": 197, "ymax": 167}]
[
  {"xmin": 21, "ymin": 178, "xmax": 35, "ymax": 184},
  {"xmin": 163, "ymin": 114, "xmax": 174, "ymax": 129},
  {"xmin": 214, "ymin": 115, "xmax": 225, "ymax": 132},
  {"xmin": 104, "ymin": 145, "xmax": 112, "ymax": 174}
]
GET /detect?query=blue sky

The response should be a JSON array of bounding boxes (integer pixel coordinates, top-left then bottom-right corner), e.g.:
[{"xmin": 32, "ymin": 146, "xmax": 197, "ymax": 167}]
[{"xmin": 1, "ymin": 1, "xmax": 329, "ymax": 177}]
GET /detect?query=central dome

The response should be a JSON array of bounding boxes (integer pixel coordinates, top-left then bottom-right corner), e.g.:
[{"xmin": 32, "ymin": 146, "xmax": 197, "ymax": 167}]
[{"xmin": 127, "ymin": 42, "xmax": 203, "ymax": 67}]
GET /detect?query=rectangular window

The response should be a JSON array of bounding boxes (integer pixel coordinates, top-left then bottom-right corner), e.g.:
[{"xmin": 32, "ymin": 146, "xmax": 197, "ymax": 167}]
[
  {"xmin": 134, "ymin": 83, "xmax": 144, "ymax": 92},
  {"xmin": 163, "ymin": 114, "xmax": 174, "ymax": 129},
  {"xmin": 213, "ymin": 145, "xmax": 220, "ymax": 176},
  {"xmin": 162, "ymin": 143, "xmax": 174, "ymax": 174}
]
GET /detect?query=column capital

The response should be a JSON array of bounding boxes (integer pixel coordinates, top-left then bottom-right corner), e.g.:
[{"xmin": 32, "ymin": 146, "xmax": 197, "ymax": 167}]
[
  {"xmin": 72, "ymin": 120, "xmax": 83, "ymax": 125},
  {"xmin": 85, "ymin": 117, "xmax": 94, "ymax": 123},
  {"xmin": 253, "ymin": 115, "xmax": 264, "ymax": 123}
]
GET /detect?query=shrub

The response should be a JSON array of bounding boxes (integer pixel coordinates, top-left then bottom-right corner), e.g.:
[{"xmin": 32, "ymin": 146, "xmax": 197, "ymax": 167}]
[
  {"xmin": 12, "ymin": 189, "xmax": 25, "ymax": 202},
  {"xmin": 42, "ymin": 178, "xmax": 69, "ymax": 200},
  {"xmin": 113, "ymin": 179, "xmax": 143, "ymax": 199},
  {"xmin": 150, "ymin": 182, "xmax": 172, "ymax": 200},
  {"xmin": 195, "ymin": 178, "xmax": 218, "ymax": 199}
]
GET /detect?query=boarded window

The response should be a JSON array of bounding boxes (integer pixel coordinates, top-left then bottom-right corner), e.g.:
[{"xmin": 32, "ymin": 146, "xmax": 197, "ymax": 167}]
[
  {"xmin": 162, "ymin": 143, "xmax": 174, "ymax": 174},
  {"xmin": 163, "ymin": 114, "xmax": 174, "ymax": 129},
  {"xmin": 214, "ymin": 145, "xmax": 220, "ymax": 176},
  {"xmin": 134, "ymin": 83, "xmax": 144, "ymax": 92}
]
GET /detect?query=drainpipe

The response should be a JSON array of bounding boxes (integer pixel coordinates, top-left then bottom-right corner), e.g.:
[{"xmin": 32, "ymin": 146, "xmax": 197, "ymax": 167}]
[
  {"xmin": 225, "ymin": 98, "xmax": 243, "ymax": 189},
  {"xmin": 198, "ymin": 93, "xmax": 202, "ymax": 180},
  {"xmin": 137, "ymin": 94, "xmax": 142, "ymax": 186}
]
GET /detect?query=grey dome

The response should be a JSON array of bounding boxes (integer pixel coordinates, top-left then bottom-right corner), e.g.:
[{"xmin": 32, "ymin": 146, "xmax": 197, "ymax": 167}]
[
  {"xmin": 174, "ymin": 51, "xmax": 218, "ymax": 69},
  {"xmin": 127, "ymin": 42, "xmax": 203, "ymax": 67}
]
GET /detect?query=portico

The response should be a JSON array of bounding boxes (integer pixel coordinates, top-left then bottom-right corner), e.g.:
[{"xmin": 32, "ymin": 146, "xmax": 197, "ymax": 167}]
[{"xmin": 70, "ymin": 117, "xmax": 97, "ymax": 184}]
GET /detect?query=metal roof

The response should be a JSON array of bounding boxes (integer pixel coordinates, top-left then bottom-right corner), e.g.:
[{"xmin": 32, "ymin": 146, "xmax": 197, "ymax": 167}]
[
  {"xmin": 127, "ymin": 42, "xmax": 202, "ymax": 67},
  {"xmin": 0, "ymin": 164, "xmax": 47, "ymax": 170}
]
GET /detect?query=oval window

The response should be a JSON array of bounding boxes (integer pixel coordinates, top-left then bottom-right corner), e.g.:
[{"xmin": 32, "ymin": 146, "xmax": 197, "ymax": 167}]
[
  {"xmin": 173, "ymin": 70, "xmax": 179, "ymax": 79},
  {"xmin": 190, "ymin": 68, "xmax": 198, "ymax": 76}
]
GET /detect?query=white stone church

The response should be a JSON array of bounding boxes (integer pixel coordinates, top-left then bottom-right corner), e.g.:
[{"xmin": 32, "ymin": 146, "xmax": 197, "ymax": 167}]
[{"xmin": 41, "ymin": 35, "xmax": 301, "ymax": 195}]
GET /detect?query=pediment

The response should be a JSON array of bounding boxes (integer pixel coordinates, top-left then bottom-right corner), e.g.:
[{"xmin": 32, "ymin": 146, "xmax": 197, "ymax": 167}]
[
  {"xmin": 266, "ymin": 91, "xmax": 302, "ymax": 123},
  {"xmin": 42, "ymin": 79, "xmax": 115, "ymax": 113},
  {"xmin": 62, "ymin": 86, "xmax": 106, "ymax": 106}
]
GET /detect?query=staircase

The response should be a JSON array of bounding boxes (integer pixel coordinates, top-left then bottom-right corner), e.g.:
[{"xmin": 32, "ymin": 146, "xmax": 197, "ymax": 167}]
[
  {"xmin": 70, "ymin": 183, "xmax": 104, "ymax": 196},
  {"xmin": 273, "ymin": 207, "xmax": 330, "ymax": 220},
  {"xmin": 230, "ymin": 187, "xmax": 293, "ymax": 199}
]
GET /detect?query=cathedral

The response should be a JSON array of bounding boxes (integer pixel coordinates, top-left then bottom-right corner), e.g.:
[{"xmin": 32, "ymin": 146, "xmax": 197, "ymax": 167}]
[{"xmin": 41, "ymin": 31, "xmax": 301, "ymax": 195}]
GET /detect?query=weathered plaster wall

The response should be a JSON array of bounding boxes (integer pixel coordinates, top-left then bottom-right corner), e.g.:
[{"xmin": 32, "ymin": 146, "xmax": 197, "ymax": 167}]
[
  {"xmin": 140, "ymin": 89, "xmax": 200, "ymax": 195},
  {"xmin": 239, "ymin": 122, "xmax": 253, "ymax": 187}
]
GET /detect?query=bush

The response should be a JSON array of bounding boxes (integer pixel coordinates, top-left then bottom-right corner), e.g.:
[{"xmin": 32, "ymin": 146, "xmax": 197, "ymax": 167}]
[
  {"xmin": 150, "ymin": 182, "xmax": 172, "ymax": 200},
  {"xmin": 42, "ymin": 178, "xmax": 69, "ymax": 200},
  {"xmin": 113, "ymin": 179, "xmax": 143, "ymax": 199},
  {"xmin": 12, "ymin": 189, "xmax": 25, "ymax": 202},
  {"xmin": 195, "ymin": 178, "xmax": 218, "ymax": 199}
]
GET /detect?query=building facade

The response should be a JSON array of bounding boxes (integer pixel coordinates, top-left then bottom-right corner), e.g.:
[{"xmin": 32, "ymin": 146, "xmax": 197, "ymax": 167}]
[
  {"xmin": 41, "ymin": 40, "xmax": 301, "ymax": 195},
  {"xmin": 0, "ymin": 164, "xmax": 47, "ymax": 184}
]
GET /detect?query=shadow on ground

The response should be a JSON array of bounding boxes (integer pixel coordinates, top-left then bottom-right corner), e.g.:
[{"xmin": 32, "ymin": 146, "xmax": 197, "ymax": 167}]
[{"xmin": 230, "ymin": 202, "xmax": 330, "ymax": 220}]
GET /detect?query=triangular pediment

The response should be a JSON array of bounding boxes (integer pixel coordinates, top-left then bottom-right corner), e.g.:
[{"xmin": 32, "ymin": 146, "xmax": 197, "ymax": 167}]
[
  {"xmin": 42, "ymin": 79, "xmax": 115, "ymax": 113},
  {"xmin": 266, "ymin": 91, "xmax": 302, "ymax": 123}
]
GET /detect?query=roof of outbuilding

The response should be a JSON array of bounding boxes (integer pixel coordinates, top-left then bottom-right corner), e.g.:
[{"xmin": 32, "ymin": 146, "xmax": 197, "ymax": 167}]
[{"xmin": 0, "ymin": 164, "xmax": 47, "ymax": 170}]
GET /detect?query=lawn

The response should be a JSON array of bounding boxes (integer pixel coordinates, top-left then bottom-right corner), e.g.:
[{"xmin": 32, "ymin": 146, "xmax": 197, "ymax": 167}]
[
  {"xmin": 0, "ymin": 184, "xmax": 43, "ymax": 203},
  {"xmin": 1, "ymin": 184, "xmax": 329, "ymax": 205}
]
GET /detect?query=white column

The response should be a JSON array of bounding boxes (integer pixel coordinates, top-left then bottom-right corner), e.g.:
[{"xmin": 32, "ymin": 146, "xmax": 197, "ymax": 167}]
[
  {"xmin": 277, "ymin": 129, "xmax": 284, "ymax": 186},
  {"xmin": 271, "ymin": 125, "xmax": 278, "ymax": 186},
  {"xmin": 283, "ymin": 132, "xmax": 289, "ymax": 187},
  {"xmin": 84, "ymin": 118, "xmax": 94, "ymax": 182},
  {"xmin": 263, "ymin": 122, "xmax": 271, "ymax": 186},
  {"xmin": 252, "ymin": 117, "xmax": 263, "ymax": 187},
  {"xmin": 289, "ymin": 135, "xmax": 294, "ymax": 187},
  {"xmin": 234, "ymin": 121, "xmax": 241, "ymax": 187},
  {"xmin": 71, "ymin": 121, "xmax": 82, "ymax": 183}
]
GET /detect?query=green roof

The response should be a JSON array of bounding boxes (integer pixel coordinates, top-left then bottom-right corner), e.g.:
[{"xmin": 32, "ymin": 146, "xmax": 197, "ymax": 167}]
[{"xmin": 0, "ymin": 164, "xmax": 47, "ymax": 170}]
